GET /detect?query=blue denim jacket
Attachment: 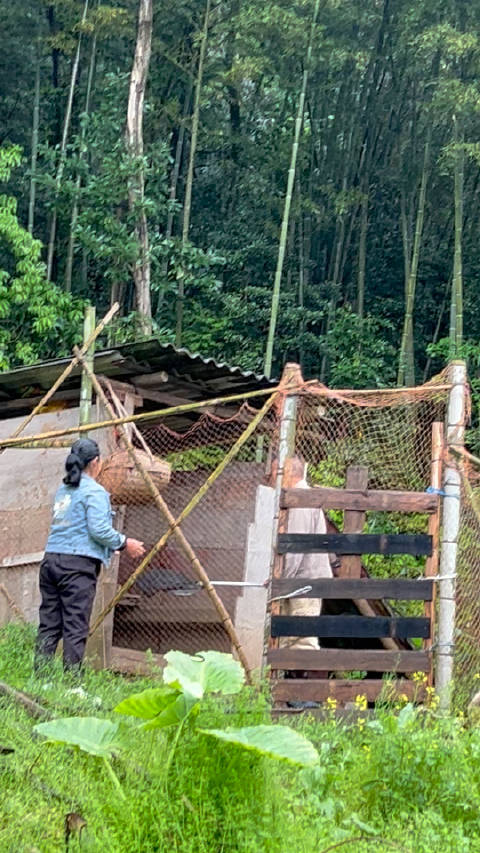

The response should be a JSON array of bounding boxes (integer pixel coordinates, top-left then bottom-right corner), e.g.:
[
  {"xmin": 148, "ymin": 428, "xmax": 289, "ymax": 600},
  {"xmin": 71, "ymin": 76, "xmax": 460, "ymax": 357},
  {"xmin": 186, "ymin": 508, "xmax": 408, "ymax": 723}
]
[{"xmin": 45, "ymin": 474, "xmax": 126, "ymax": 564}]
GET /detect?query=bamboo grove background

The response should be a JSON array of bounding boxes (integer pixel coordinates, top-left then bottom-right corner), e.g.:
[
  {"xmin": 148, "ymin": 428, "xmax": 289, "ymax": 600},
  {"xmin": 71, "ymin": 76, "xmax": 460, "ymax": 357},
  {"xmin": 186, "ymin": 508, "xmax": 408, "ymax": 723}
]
[{"xmin": 2, "ymin": 0, "xmax": 480, "ymax": 421}]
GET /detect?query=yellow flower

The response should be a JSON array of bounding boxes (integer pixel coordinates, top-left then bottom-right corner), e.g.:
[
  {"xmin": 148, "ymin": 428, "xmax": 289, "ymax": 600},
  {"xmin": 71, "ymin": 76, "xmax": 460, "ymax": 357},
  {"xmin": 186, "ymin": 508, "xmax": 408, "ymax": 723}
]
[
  {"xmin": 325, "ymin": 696, "xmax": 338, "ymax": 712},
  {"xmin": 357, "ymin": 716, "xmax": 366, "ymax": 731},
  {"xmin": 412, "ymin": 672, "xmax": 428, "ymax": 684},
  {"xmin": 354, "ymin": 694, "xmax": 368, "ymax": 712}
]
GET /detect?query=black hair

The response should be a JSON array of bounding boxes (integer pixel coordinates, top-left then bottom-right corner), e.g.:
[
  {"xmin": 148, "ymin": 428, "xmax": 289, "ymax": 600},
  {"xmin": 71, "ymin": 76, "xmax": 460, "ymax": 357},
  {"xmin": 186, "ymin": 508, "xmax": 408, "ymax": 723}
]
[{"xmin": 63, "ymin": 438, "xmax": 100, "ymax": 487}]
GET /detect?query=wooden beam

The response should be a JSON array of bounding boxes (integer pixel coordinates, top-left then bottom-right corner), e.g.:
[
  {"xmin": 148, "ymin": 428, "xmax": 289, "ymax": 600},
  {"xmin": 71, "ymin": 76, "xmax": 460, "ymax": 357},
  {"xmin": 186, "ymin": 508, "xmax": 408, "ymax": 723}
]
[
  {"xmin": 341, "ymin": 466, "xmax": 368, "ymax": 578},
  {"xmin": 271, "ymin": 577, "xmax": 434, "ymax": 601},
  {"xmin": 271, "ymin": 615, "xmax": 431, "ymax": 639},
  {"xmin": 272, "ymin": 678, "xmax": 427, "ymax": 703},
  {"xmin": 267, "ymin": 648, "xmax": 431, "ymax": 672},
  {"xmin": 110, "ymin": 646, "xmax": 165, "ymax": 675},
  {"xmin": 281, "ymin": 487, "xmax": 439, "ymax": 513},
  {"xmin": 278, "ymin": 533, "xmax": 433, "ymax": 557}
]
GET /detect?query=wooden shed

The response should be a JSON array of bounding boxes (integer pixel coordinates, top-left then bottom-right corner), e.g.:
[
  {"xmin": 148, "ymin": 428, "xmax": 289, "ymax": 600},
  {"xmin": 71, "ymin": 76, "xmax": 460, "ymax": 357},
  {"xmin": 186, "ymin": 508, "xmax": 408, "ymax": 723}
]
[{"xmin": 0, "ymin": 341, "xmax": 275, "ymax": 672}]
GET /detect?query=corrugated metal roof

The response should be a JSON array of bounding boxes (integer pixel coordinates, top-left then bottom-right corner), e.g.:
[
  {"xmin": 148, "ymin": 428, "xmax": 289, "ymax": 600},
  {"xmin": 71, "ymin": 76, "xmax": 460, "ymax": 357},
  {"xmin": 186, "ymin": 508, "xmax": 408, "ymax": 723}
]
[{"xmin": 0, "ymin": 339, "xmax": 275, "ymax": 398}]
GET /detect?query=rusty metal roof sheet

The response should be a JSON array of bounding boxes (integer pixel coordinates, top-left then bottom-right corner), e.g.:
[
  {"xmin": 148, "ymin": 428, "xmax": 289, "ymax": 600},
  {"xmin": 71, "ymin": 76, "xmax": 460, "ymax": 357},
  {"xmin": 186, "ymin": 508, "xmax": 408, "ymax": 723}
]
[{"xmin": 0, "ymin": 340, "xmax": 275, "ymax": 399}]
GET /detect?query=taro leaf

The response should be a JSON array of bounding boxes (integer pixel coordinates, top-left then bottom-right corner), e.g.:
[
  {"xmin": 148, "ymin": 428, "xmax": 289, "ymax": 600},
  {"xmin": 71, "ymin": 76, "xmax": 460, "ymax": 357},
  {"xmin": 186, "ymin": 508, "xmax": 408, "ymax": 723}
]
[
  {"xmin": 397, "ymin": 702, "xmax": 416, "ymax": 730},
  {"xmin": 115, "ymin": 686, "xmax": 198, "ymax": 730},
  {"xmin": 115, "ymin": 686, "xmax": 180, "ymax": 719},
  {"xmin": 163, "ymin": 650, "xmax": 244, "ymax": 699},
  {"xmin": 33, "ymin": 717, "xmax": 122, "ymax": 758},
  {"xmin": 142, "ymin": 691, "xmax": 199, "ymax": 731},
  {"xmin": 199, "ymin": 725, "xmax": 319, "ymax": 766}
]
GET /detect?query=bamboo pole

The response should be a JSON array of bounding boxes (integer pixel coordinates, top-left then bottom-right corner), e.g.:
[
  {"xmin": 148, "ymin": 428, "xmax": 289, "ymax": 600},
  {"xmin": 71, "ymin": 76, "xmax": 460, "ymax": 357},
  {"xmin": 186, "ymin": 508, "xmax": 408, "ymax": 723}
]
[
  {"xmin": 47, "ymin": 0, "xmax": 90, "ymax": 281},
  {"xmin": 0, "ymin": 680, "xmax": 51, "ymax": 720},
  {"xmin": 397, "ymin": 131, "xmax": 431, "ymax": 386},
  {"xmin": 267, "ymin": 364, "xmax": 301, "ymax": 667},
  {"xmin": 264, "ymin": 0, "xmax": 321, "ymax": 379},
  {"xmin": 0, "ymin": 303, "xmax": 119, "ymax": 453},
  {"xmin": 79, "ymin": 305, "xmax": 96, "ymax": 431},
  {"xmin": 80, "ymin": 348, "xmax": 280, "ymax": 682},
  {"xmin": 6, "ymin": 440, "xmax": 72, "ymax": 450},
  {"xmin": 175, "ymin": 0, "xmax": 211, "ymax": 346},
  {"xmin": 424, "ymin": 422, "xmax": 444, "ymax": 686},
  {"xmin": 0, "ymin": 384, "xmax": 280, "ymax": 450},
  {"xmin": 437, "ymin": 360, "xmax": 467, "ymax": 709}
]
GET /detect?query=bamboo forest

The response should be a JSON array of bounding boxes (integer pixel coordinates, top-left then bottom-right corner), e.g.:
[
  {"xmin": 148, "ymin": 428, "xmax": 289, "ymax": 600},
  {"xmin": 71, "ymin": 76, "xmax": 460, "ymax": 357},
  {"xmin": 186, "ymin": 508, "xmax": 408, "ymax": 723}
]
[{"xmin": 2, "ymin": 0, "xmax": 480, "ymax": 395}]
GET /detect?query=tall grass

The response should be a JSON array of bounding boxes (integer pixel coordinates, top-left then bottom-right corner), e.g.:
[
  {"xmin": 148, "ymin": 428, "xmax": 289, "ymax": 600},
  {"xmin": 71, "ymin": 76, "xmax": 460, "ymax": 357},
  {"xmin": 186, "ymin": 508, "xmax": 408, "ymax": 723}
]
[{"xmin": 2, "ymin": 623, "xmax": 480, "ymax": 852}]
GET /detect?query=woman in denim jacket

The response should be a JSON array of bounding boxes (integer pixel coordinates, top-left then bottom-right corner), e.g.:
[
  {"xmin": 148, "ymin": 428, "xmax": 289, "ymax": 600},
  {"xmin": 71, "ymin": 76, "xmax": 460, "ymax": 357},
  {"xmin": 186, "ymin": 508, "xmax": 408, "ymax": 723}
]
[{"xmin": 34, "ymin": 438, "xmax": 145, "ymax": 672}]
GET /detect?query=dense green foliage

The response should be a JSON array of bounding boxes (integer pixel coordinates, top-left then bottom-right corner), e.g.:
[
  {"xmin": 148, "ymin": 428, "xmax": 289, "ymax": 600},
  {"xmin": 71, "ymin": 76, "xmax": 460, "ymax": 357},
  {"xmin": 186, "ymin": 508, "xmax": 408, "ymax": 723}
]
[
  {"xmin": 3, "ymin": 624, "xmax": 480, "ymax": 851},
  {"xmin": 2, "ymin": 0, "xmax": 480, "ymax": 384}
]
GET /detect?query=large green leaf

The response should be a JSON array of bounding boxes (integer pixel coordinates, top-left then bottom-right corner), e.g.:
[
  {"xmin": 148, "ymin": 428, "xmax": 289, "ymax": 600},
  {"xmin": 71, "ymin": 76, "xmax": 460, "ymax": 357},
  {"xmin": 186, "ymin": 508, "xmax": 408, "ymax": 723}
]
[
  {"xmin": 143, "ymin": 692, "xmax": 199, "ymax": 730},
  {"xmin": 114, "ymin": 686, "xmax": 198, "ymax": 729},
  {"xmin": 33, "ymin": 717, "xmax": 122, "ymax": 758},
  {"xmin": 163, "ymin": 650, "xmax": 244, "ymax": 699},
  {"xmin": 200, "ymin": 725, "xmax": 319, "ymax": 766},
  {"xmin": 115, "ymin": 686, "xmax": 180, "ymax": 719}
]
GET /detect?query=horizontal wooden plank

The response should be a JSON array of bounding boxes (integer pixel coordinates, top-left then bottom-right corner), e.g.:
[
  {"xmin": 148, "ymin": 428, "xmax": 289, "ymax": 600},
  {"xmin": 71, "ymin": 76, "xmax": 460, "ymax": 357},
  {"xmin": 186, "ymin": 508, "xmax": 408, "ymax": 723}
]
[
  {"xmin": 272, "ymin": 679, "xmax": 427, "ymax": 703},
  {"xmin": 271, "ymin": 577, "xmax": 434, "ymax": 601},
  {"xmin": 278, "ymin": 533, "xmax": 433, "ymax": 557},
  {"xmin": 281, "ymin": 487, "xmax": 439, "ymax": 513},
  {"xmin": 109, "ymin": 647, "xmax": 165, "ymax": 675},
  {"xmin": 271, "ymin": 615, "xmax": 431, "ymax": 639},
  {"xmin": 267, "ymin": 648, "xmax": 430, "ymax": 672}
]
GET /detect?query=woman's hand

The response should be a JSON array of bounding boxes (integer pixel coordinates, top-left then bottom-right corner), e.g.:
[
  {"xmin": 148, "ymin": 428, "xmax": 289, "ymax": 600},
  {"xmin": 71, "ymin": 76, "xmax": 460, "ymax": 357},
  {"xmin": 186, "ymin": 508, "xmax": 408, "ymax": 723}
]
[{"xmin": 125, "ymin": 538, "xmax": 146, "ymax": 559}]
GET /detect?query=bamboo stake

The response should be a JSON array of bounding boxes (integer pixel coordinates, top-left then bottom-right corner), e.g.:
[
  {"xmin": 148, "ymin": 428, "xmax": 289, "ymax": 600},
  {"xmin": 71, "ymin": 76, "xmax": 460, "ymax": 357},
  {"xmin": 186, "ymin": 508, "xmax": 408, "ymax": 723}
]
[
  {"xmin": 101, "ymin": 377, "xmax": 153, "ymax": 459},
  {"xmin": 424, "ymin": 422, "xmax": 444, "ymax": 686},
  {"xmin": 0, "ymin": 584, "xmax": 26, "ymax": 622},
  {"xmin": 6, "ymin": 440, "xmax": 72, "ymax": 450},
  {"xmin": 79, "ymin": 305, "xmax": 96, "ymax": 431},
  {"xmin": 437, "ymin": 360, "xmax": 466, "ymax": 709},
  {"xmin": 0, "ymin": 384, "xmax": 279, "ymax": 450},
  {"xmin": 0, "ymin": 303, "xmax": 119, "ymax": 453},
  {"xmin": 81, "ymin": 348, "xmax": 279, "ymax": 682},
  {"xmin": 0, "ymin": 680, "xmax": 51, "ymax": 720}
]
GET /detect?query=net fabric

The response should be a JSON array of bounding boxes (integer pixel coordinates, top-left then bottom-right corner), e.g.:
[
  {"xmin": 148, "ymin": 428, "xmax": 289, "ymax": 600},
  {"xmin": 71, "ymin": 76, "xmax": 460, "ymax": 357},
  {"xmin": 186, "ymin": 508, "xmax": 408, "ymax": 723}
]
[
  {"xmin": 0, "ymin": 368, "xmax": 462, "ymax": 680},
  {"xmin": 453, "ymin": 460, "xmax": 480, "ymax": 709},
  {"xmin": 107, "ymin": 404, "xmax": 276, "ymax": 660}
]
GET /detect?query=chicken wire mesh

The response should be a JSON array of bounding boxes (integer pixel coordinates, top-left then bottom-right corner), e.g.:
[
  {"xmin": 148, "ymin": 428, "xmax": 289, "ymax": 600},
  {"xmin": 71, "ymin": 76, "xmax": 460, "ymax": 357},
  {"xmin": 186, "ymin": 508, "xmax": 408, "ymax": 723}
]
[
  {"xmin": 453, "ymin": 461, "xmax": 480, "ymax": 709},
  {"xmin": 102, "ymin": 403, "xmax": 277, "ymax": 661},
  {"xmin": 5, "ymin": 365, "xmax": 480, "ymax": 703},
  {"xmin": 98, "ymin": 372, "xmax": 454, "ymax": 673}
]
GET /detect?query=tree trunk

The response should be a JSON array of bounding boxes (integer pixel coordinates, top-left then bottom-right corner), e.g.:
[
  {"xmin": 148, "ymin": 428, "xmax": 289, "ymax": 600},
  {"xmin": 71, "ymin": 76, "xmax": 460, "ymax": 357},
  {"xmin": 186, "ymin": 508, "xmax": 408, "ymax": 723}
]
[
  {"xmin": 28, "ymin": 59, "xmax": 41, "ymax": 235},
  {"xmin": 65, "ymin": 34, "xmax": 97, "ymax": 293},
  {"xmin": 175, "ymin": 0, "xmax": 211, "ymax": 347},
  {"xmin": 263, "ymin": 0, "xmax": 321, "ymax": 379},
  {"xmin": 397, "ymin": 131, "xmax": 431, "ymax": 386},
  {"xmin": 46, "ymin": 0, "xmax": 90, "ymax": 282},
  {"xmin": 157, "ymin": 83, "xmax": 192, "ymax": 319},
  {"xmin": 451, "ymin": 114, "xmax": 463, "ymax": 357},
  {"xmin": 356, "ymin": 186, "xmax": 368, "ymax": 319},
  {"xmin": 126, "ymin": 0, "xmax": 154, "ymax": 336}
]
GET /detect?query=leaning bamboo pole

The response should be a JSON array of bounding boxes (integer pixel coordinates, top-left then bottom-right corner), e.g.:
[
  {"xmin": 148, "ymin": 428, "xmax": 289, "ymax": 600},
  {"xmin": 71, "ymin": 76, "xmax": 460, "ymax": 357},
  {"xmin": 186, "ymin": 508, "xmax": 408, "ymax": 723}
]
[
  {"xmin": 79, "ymin": 348, "xmax": 280, "ymax": 682},
  {"xmin": 0, "ymin": 384, "xmax": 280, "ymax": 450},
  {"xmin": 0, "ymin": 303, "xmax": 119, "ymax": 453}
]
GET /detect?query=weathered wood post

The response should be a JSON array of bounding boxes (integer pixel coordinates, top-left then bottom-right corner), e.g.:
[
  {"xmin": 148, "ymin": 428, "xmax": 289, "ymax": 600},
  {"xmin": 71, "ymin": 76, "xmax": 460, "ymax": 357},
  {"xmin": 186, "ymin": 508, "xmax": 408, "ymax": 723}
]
[
  {"xmin": 265, "ymin": 363, "xmax": 302, "ymax": 667},
  {"xmin": 79, "ymin": 304, "xmax": 96, "ymax": 431},
  {"xmin": 437, "ymin": 360, "xmax": 467, "ymax": 708}
]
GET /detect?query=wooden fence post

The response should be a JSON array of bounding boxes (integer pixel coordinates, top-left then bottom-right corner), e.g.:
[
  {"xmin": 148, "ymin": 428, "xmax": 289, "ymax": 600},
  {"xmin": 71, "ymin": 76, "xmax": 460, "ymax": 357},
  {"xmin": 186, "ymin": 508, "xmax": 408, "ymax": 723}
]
[
  {"xmin": 340, "ymin": 465, "xmax": 368, "ymax": 578},
  {"xmin": 79, "ymin": 304, "xmax": 96, "ymax": 431},
  {"xmin": 437, "ymin": 360, "xmax": 467, "ymax": 708},
  {"xmin": 265, "ymin": 363, "xmax": 302, "ymax": 665}
]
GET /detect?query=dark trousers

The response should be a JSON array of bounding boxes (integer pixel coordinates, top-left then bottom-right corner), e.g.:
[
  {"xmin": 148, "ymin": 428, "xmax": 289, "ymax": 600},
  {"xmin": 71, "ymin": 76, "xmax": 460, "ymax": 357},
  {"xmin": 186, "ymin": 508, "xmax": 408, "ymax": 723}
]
[{"xmin": 34, "ymin": 553, "xmax": 100, "ymax": 671}]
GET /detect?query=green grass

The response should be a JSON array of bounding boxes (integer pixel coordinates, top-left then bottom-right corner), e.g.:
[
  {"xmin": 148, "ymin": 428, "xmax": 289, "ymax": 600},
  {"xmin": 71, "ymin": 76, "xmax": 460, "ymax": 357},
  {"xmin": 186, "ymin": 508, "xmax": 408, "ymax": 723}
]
[{"xmin": 2, "ymin": 623, "xmax": 480, "ymax": 852}]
